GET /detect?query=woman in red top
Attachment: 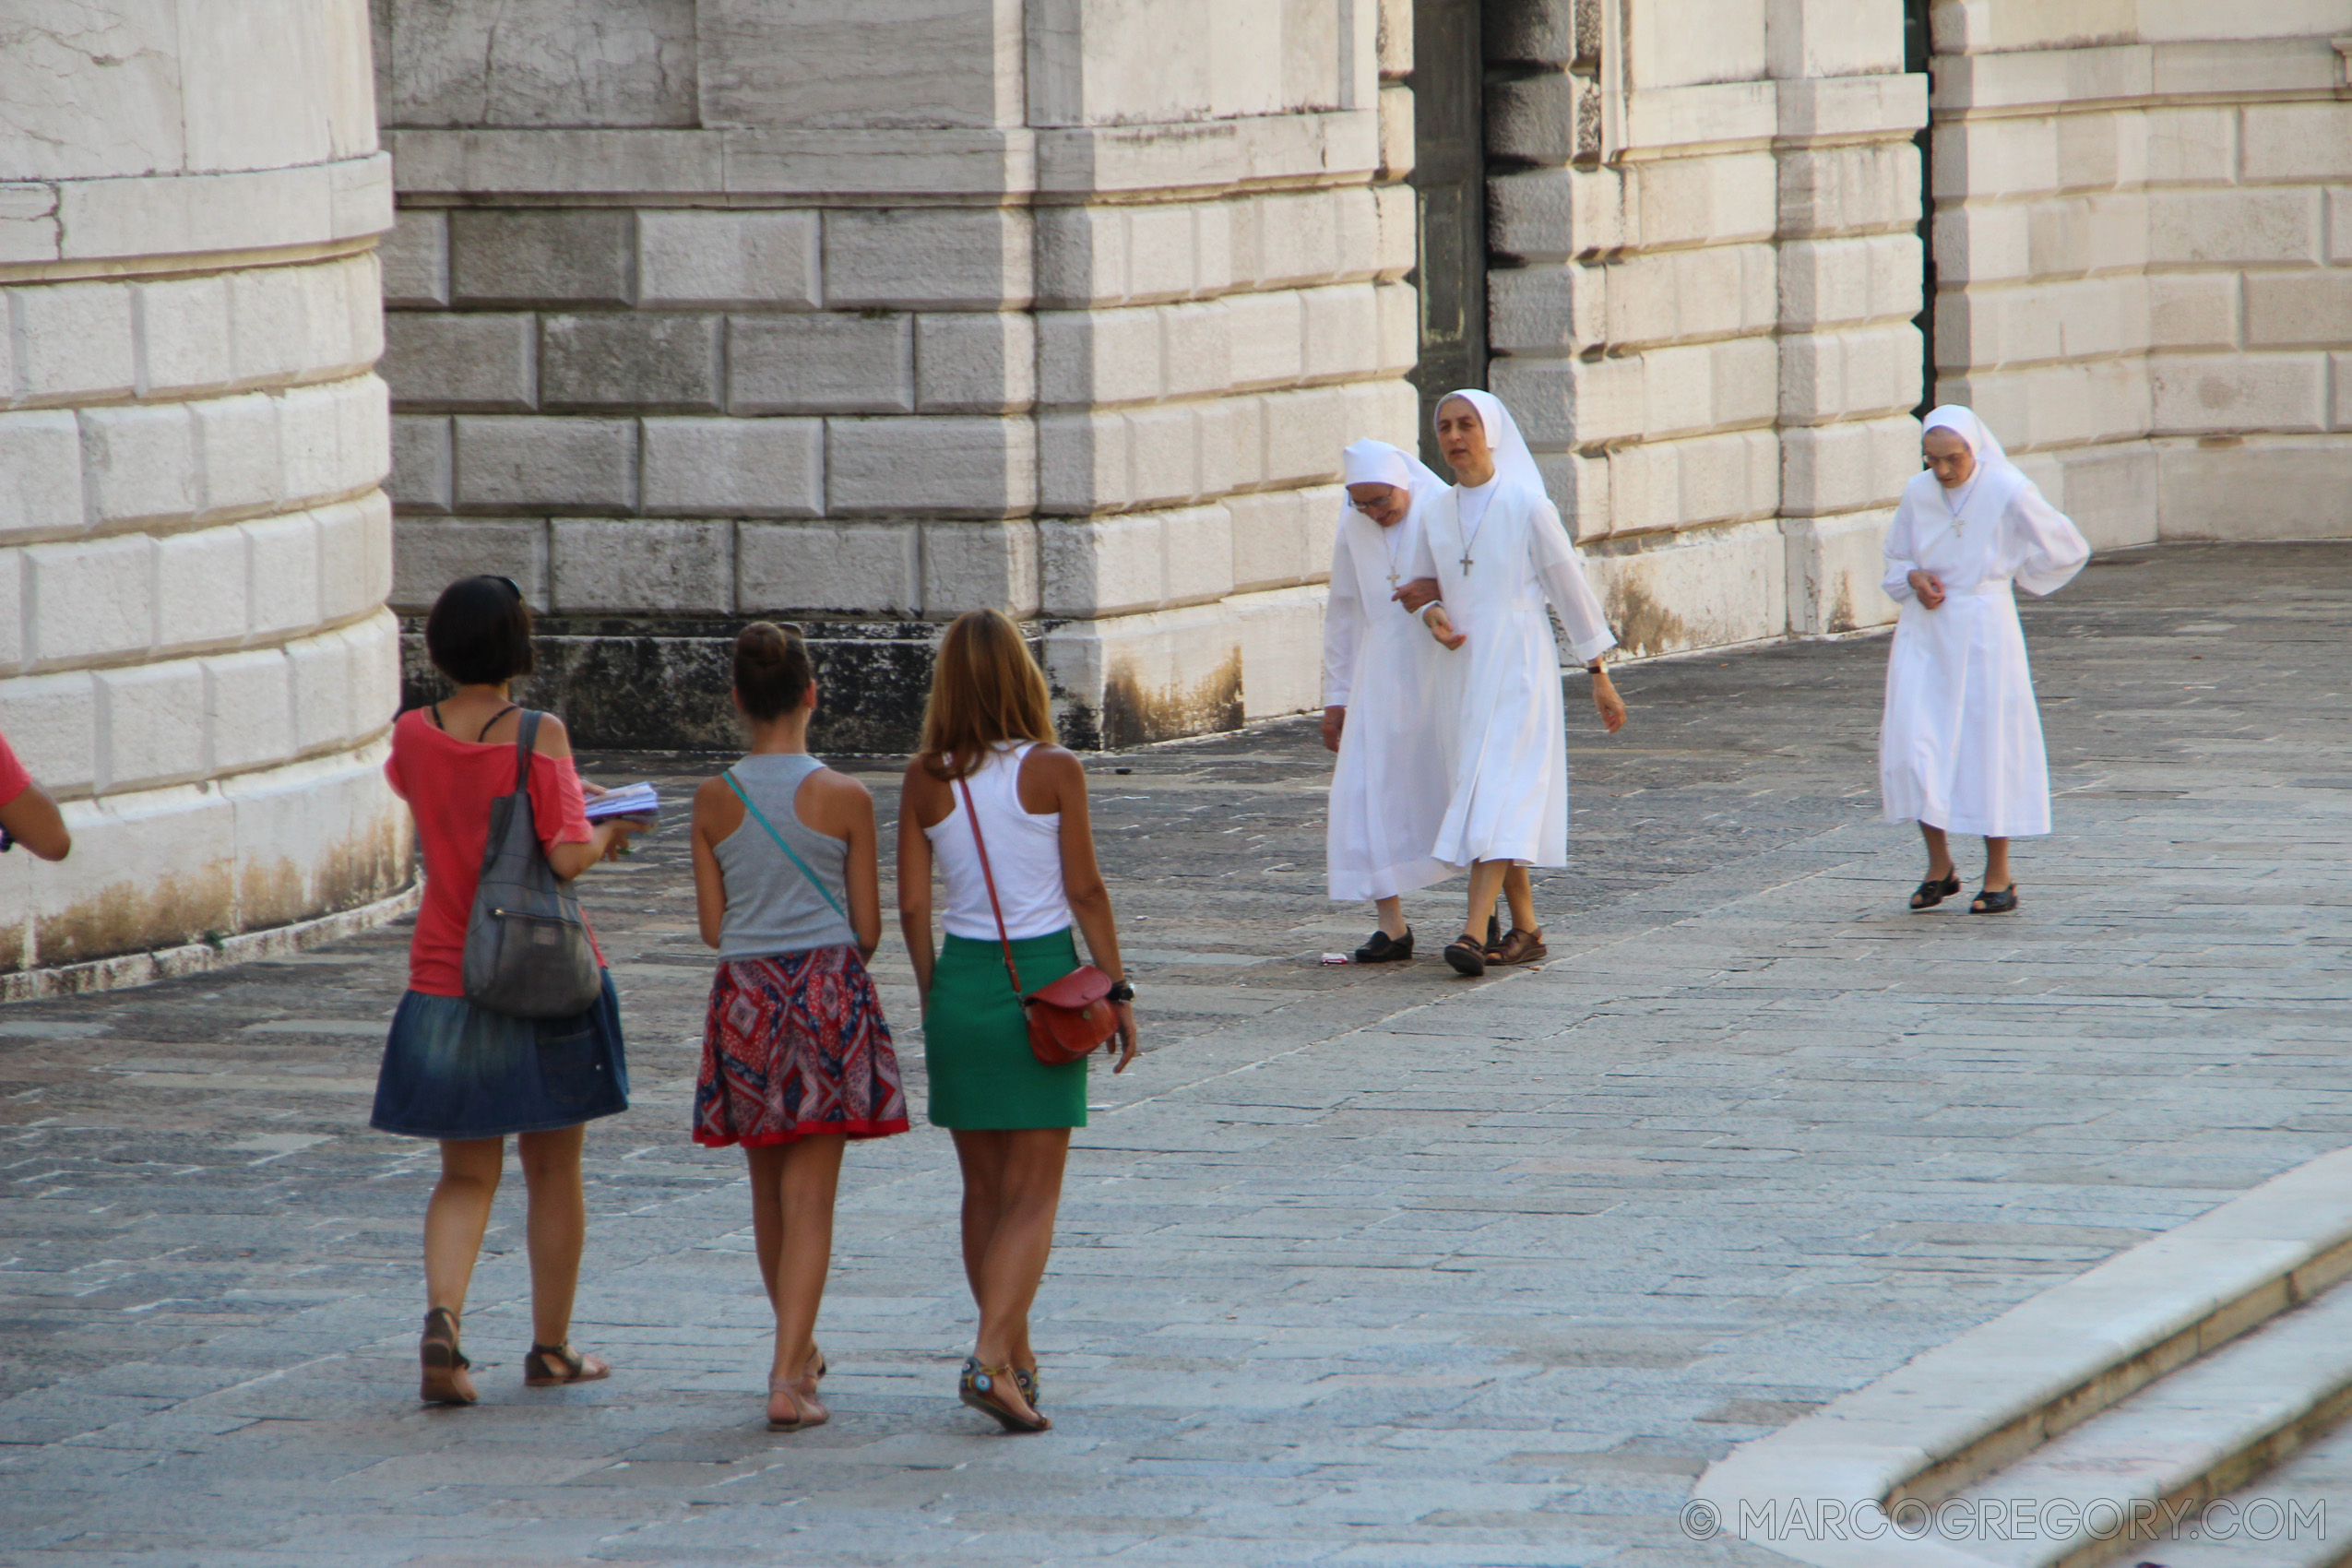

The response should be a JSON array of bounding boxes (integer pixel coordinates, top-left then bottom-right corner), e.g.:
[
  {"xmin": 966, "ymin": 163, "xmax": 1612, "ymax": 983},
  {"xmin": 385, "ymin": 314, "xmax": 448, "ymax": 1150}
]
[{"xmin": 372, "ymin": 576, "xmax": 645, "ymax": 1406}]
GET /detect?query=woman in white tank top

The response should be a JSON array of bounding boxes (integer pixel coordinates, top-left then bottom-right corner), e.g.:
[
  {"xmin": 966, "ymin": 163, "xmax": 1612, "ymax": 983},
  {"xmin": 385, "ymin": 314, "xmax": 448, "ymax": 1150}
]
[{"xmin": 898, "ymin": 610, "xmax": 1139, "ymax": 1434}]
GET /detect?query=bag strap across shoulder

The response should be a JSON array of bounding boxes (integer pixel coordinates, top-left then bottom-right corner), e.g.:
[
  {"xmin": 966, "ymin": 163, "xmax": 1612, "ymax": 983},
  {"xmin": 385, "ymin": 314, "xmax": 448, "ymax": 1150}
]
[
  {"xmin": 509, "ymin": 709, "xmax": 540, "ymax": 793},
  {"xmin": 955, "ymin": 773, "xmax": 1028, "ymax": 1001},
  {"xmin": 723, "ymin": 770, "xmax": 849, "ymax": 922}
]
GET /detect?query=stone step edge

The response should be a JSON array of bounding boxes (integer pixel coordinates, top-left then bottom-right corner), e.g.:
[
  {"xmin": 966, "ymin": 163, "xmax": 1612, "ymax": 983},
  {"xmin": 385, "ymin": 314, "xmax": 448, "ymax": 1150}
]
[
  {"xmin": 1979, "ymin": 1284, "xmax": 2352, "ymax": 1568},
  {"xmin": 0, "ymin": 883, "xmax": 422, "ymax": 1004},
  {"xmin": 1690, "ymin": 1144, "xmax": 2352, "ymax": 1568}
]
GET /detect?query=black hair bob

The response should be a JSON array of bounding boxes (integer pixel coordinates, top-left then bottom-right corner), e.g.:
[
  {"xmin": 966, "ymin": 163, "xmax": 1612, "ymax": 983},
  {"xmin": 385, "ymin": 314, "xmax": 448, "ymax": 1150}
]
[{"xmin": 424, "ymin": 576, "xmax": 534, "ymax": 687}]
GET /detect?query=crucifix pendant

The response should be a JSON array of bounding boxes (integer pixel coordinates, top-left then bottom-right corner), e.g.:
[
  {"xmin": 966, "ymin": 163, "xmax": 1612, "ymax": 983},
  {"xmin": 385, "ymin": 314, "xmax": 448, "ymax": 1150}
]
[{"xmin": 1459, "ymin": 552, "xmax": 1474, "ymax": 571}]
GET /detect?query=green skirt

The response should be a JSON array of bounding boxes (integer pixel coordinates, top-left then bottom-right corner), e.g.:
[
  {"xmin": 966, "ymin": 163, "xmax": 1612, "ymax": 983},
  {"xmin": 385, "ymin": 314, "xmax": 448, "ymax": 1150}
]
[{"xmin": 924, "ymin": 930, "xmax": 1088, "ymax": 1130}]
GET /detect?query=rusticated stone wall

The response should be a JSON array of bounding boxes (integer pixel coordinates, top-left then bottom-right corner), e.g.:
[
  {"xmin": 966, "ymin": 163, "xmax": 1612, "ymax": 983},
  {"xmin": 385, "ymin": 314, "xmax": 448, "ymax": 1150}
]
[
  {"xmin": 0, "ymin": 1, "xmax": 410, "ymax": 990},
  {"xmin": 1928, "ymin": 1, "xmax": 2352, "ymax": 546},
  {"xmin": 374, "ymin": 0, "xmax": 1419, "ymax": 752}
]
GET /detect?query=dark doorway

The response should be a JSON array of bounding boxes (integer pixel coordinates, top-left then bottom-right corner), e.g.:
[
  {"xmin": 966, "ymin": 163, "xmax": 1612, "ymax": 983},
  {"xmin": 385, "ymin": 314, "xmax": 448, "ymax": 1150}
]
[
  {"xmin": 1905, "ymin": 0, "xmax": 1935, "ymax": 416},
  {"xmin": 1408, "ymin": 0, "xmax": 1487, "ymax": 468}
]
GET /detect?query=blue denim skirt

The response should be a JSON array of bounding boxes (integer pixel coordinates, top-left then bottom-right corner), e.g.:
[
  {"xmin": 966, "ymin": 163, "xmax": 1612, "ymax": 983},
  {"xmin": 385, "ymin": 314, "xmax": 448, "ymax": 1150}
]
[{"xmin": 370, "ymin": 972, "xmax": 629, "ymax": 1140}]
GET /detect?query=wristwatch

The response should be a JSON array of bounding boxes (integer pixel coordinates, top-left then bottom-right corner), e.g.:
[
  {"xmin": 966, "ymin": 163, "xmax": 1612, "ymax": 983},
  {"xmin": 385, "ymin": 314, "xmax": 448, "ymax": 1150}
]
[{"xmin": 1106, "ymin": 980, "xmax": 1134, "ymax": 1004}]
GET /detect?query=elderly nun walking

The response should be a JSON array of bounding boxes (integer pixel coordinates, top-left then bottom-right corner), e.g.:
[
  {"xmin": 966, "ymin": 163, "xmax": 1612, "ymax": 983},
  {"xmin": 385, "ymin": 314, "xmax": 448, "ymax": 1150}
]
[
  {"xmin": 1401, "ymin": 390, "xmax": 1625, "ymax": 976},
  {"xmin": 1322, "ymin": 438, "xmax": 1462, "ymax": 962},
  {"xmin": 1881, "ymin": 405, "xmax": 2091, "ymax": 914}
]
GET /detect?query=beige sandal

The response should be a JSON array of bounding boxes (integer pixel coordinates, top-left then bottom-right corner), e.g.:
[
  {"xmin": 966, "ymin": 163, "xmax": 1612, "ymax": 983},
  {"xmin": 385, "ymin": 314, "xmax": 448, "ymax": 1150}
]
[{"xmin": 767, "ymin": 1372, "xmax": 828, "ymax": 1431}]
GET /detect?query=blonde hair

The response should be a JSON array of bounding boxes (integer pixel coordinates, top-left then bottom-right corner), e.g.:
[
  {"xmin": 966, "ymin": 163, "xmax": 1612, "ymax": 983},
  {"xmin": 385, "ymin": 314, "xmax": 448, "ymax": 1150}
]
[{"xmin": 919, "ymin": 610, "xmax": 1056, "ymax": 780}]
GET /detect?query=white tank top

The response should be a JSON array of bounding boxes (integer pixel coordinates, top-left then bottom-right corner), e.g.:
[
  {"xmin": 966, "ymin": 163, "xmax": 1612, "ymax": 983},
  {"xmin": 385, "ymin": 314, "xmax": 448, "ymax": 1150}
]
[{"xmin": 926, "ymin": 742, "xmax": 1072, "ymax": 942}]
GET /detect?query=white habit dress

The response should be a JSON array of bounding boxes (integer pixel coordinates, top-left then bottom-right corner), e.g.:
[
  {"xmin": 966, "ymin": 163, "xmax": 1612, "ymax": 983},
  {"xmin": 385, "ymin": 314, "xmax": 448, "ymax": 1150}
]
[
  {"xmin": 1879, "ymin": 408, "xmax": 2091, "ymax": 838},
  {"xmin": 1406, "ymin": 468, "xmax": 1618, "ymax": 869},
  {"xmin": 1324, "ymin": 467, "xmax": 1461, "ymax": 902}
]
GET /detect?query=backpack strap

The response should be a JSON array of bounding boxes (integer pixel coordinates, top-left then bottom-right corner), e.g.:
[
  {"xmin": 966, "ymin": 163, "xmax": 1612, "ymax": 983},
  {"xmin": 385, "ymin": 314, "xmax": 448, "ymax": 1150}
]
[
  {"xmin": 723, "ymin": 771, "xmax": 848, "ymax": 922},
  {"xmin": 511, "ymin": 709, "xmax": 540, "ymax": 792}
]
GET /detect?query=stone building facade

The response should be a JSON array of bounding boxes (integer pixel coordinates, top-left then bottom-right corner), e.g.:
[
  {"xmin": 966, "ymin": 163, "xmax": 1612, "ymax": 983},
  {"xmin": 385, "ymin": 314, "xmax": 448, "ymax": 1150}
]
[
  {"xmin": 374, "ymin": 0, "xmax": 1420, "ymax": 751},
  {"xmin": 0, "ymin": 2, "xmax": 409, "ymax": 994}
]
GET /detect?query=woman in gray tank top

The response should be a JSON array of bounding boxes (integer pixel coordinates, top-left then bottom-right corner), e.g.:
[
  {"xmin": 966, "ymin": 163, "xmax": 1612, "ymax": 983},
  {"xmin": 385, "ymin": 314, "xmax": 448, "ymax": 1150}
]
[{"xmin": 689, "ymin": 624, "xmax": 908, "ymax": 1433}]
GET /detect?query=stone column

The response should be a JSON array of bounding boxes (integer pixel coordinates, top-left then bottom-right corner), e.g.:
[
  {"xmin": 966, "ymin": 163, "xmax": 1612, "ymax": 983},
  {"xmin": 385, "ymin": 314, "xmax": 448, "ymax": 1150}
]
[
  {"xmin": 1488, "ymin": 0, "xmax": 1795, "ymax": 657},
  {"xmin": 0, "ymin": 2, "xmax": 408, "ymax": 994},
  {"xmin": 376, "ymin": 0, "xmax": 1416, "ymax": 752},
  {"xmin": 1769, "ymin": 0, "xmax": 1928, "ymax": 635}
]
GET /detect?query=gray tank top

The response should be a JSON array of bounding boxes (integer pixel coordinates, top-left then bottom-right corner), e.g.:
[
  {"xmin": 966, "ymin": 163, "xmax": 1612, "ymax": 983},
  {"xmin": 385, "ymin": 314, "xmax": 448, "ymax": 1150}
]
[{"xmin": 713, "ymin": 754, "xmax": 857, "ymax": 960}]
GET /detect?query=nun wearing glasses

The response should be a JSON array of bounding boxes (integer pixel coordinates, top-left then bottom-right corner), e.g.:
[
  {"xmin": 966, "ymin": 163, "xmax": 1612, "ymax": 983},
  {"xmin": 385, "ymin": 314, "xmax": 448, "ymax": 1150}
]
[{"xmin": 1881, "ymin": 406, "xmax": 2091, "ymax": 915}]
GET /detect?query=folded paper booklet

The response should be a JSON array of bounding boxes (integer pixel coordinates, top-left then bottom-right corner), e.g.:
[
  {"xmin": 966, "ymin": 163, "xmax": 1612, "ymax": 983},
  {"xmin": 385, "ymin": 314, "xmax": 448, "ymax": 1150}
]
[{"xmin": 583, "ymin": 782, "xmax": 659, "ymax": 825}]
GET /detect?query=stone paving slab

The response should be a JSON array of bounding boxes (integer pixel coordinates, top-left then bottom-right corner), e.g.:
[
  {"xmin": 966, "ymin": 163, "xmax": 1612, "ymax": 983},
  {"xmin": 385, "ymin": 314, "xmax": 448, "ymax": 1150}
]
[{"xmin": 0, "ymin": 544, "xmax": 2346, "ymax": 1565}]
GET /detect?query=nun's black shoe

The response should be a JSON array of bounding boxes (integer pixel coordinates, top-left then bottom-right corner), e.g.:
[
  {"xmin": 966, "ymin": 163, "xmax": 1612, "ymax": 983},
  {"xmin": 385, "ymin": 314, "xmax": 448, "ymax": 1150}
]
[
  {"xmin": 1909, "ymin": 872, "xmax": 1962, "ymax": 909},
  {"xmin": 1968, "ymin": 885, "xmax": 2019, "ymax": 914},
  {"xmin": 1353, "ymin": 929, "xmax": 1415, "ymax": 964}
]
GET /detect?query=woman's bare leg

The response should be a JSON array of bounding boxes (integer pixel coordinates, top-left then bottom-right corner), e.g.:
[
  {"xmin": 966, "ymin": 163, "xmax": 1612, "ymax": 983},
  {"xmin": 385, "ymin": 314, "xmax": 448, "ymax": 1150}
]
[
  {"xmin": 424, "ymin": 1137, "xmax": 504, "ymax": 1318},
  {"xmin": 746, "ymin": 1137, "xmax": 846, "ymax": 1380},
  {"xmin": 952, "ymin": 1128, "xmax": 1065, "ymax": 1420},
  {"xmin": 515, "ymin": 1125, "xmax": 588, "ymax": 1348},
  {"xmin": 1919, "ymin": 824, "xmax": 1954, "ymax": 881},
  {"xmin": 1373, "ymin": 896, "xmax": 1407, "ymax": 940},
  {"xmin": 1982, "ymin": 837, "xmax": 2013, "ymax": 892}
]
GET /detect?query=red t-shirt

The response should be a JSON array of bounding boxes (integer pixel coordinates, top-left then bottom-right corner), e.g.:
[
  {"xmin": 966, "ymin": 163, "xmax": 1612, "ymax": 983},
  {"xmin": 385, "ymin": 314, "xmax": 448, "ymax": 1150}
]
[
  {"xmin": 386, "ymin": 707, "xmax": 602, "ymax": 997},
  {"xmin": 0, "ymin": 730, "xmax": 30, "ymax": 810}
]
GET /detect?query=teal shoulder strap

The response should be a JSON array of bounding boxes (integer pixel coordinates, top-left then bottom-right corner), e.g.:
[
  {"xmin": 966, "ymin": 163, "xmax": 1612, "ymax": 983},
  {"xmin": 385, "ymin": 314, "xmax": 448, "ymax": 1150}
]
[{"xmin": 723, "ymin": 771, "xmax": 849, "ymax": 922}]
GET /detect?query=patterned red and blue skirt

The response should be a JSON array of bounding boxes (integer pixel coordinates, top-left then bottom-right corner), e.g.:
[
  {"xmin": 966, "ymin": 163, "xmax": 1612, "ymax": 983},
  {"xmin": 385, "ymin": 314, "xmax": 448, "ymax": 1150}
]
[{"xmin": 694, "ymin": 945, "xmax": 910, "ymax": 1147}]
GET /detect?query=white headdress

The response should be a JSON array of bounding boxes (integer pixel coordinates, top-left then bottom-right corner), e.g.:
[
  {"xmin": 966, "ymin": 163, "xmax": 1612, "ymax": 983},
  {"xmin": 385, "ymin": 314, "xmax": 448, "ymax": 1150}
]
[
  {"xmin": 1342, "ymin": 439, "xmax": 1414, "ymax": 490},
  {"xmin": 1435, "ymin": 388, "xmax": 1545, "ymax": 501},
  {"xmin": 1338, "ymin": 438, "xmax": 1447, "ymax": 499},
  {"xmin": 1921, "ymin": 404, "xmax": 2022, "ymax": 495}
]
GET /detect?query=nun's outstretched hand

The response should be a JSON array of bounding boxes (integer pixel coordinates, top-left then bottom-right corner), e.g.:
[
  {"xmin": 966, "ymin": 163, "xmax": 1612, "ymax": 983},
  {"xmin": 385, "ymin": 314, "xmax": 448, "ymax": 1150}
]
[{"xmin": 1393, "ymin": 576, "xmax": 1442, "ymax": 612}]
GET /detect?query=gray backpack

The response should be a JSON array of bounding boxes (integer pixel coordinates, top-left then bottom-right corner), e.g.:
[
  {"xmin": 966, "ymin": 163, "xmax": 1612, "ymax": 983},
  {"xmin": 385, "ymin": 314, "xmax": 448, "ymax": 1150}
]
[{"xmin": 460, "ymin": 710, "xmax": 603, "ymax": 1019}]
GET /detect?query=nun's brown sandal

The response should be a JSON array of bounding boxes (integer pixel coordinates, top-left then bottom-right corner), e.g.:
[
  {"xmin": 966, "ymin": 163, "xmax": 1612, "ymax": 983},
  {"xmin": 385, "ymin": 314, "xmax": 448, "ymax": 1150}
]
[
  {"xmin": 1443, "ymin": 934, "xmax": 1488, "ymax": 977},
  {"xmin": 1492, "ymin": 927, "xmax": 1548, "ymax": 966},
  {"xmin": 419, "ymin": 1307, "xmax": 477, "ymax": 1406},
  {"xmin": 959, "ymin": 1358, "xmax": 1050, "ymax": 1432},
  {"xmin": 523, "ymin": 1341, "xmax": 612, "ymax": 1387}
]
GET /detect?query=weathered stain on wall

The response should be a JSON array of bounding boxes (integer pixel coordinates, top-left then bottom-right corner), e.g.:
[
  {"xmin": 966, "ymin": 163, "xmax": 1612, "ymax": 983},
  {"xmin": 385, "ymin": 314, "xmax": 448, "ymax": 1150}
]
[
  {"xmin": 32, "ymin": 823, "xmax": 411, "ymax": 971},
  {"xmin": 1096, "ymin": 651, "xmax": 1246, "ymax": 752},
  {"xmin": 1603, "ymin": 576, "xmax": 1693, "ymax": 661}
]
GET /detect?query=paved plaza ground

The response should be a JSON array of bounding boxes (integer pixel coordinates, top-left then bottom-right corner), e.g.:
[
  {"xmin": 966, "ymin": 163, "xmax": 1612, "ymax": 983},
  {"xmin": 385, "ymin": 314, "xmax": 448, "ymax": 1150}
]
[{"xmin": 1, "ymin": 542, "xmax": 2346, "ymax": 1567}]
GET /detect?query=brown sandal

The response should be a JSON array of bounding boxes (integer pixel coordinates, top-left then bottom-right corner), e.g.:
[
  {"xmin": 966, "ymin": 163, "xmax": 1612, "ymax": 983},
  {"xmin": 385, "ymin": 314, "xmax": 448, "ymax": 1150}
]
[
  {"xmin": 767, "ymin": 1372, "xmax": 828, "ymax": 1431},
  {"xmin": 419, "ymin": 1307, "xmax": 477, "ymax": 1406},
  {"xmin": 959, "ymin": 1358, "xmax": 1049, "ymax": 1432},
  {"xmin": 1492, "ymin": 927, "xmax": 1548, "ymax": 966},
  {"xmin": 523, "ymin": 1341, "xmax": 612, "ymax": 1387}
]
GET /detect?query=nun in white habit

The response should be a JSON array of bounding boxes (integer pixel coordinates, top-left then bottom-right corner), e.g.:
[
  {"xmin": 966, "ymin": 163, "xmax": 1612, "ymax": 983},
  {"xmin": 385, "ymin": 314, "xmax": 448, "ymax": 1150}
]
[
  {"xmin": 1881, "ymin": 405, "xmax": 2090, "ymax": 914},
  {"xmin": 1322, "ymin": 438, "xmax": 1460, "ymax": 962},
  {"xmin": 1401, "ymin": 390, "xmax": 1625, "ymax": 977}
]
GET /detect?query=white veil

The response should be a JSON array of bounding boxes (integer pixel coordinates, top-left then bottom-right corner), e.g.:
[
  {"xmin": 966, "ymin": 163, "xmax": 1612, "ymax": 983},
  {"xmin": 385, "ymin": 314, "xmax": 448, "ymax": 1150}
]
[
  {"xmin": 1341, "ymin": 437, "xmax": 1448, "ymax": 498},
  {"xmin": 1436, "ymin": 388, "xmax": 1546, "ymax": 500},
  {"xmin": 1921, "ymin": 404, "xmax": 2023, "ymax": 499}
]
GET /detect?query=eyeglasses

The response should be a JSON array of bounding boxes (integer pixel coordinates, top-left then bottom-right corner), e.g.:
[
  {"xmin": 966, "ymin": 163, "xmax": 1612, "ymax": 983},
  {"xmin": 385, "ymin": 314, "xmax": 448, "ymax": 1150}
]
[{"xmin": 1349, "ymin": 491, "xmax": 1399, "ymax": 513}]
